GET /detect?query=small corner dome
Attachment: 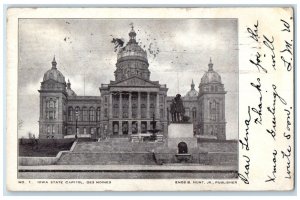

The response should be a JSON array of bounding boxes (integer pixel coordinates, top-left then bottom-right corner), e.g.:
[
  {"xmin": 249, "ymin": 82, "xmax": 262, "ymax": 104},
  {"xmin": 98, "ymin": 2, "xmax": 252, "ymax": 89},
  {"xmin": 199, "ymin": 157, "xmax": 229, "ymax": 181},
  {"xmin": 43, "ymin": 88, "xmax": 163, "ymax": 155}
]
[
  {"xmin": 201, "ymin": 71, "xmax": 222, "ymax": 84},
  {"xmin": 43, "ymin": 57, "xmax": 66, "ymax": 84},
  {"xmin": 200, "ymin": 58, "xmax": 222, "ymax": 84},
  {"xmin": 186, "ymin": 89, "xmax": 198, "ymax": 97},
  {"xmin": 66, "ymin": 88, "xmax": 77, "ymax": 96},
  {"xmin": 66, "ymin": 79, "xmax": 77, "ymax": 96},
  {"xmin": 185, "ymin": 80, "xmax": 198, "ymax": 97}
]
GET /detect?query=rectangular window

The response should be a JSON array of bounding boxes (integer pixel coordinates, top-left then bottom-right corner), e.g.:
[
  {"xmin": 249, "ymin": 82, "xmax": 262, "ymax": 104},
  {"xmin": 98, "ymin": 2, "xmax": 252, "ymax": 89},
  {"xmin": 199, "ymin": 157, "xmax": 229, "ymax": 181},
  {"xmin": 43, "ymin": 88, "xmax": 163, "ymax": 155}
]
[
  {"xmin": 49, "ymin": 111, "xmax": 54, "ymax": 119},
  {"xmin": 104, "ymin": 108, "xmax": 108, "ymax": 118}
]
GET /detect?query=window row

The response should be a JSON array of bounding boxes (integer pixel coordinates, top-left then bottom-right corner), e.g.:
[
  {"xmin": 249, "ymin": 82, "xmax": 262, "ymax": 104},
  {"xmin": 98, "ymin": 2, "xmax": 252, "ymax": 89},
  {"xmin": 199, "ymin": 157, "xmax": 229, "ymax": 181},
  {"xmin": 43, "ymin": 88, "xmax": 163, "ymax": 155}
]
[
  {"xmin": 68, "ymin": 107, "xmax": 101, "ymax": 122},
  {"xmin": 67, "ymin": 127, "xmax": 100, "ymax": 135},
  {"xmin": 46, "ymin": 111, "xmax": 56, "ymax": 120},
  {"xmin": 46, "ymin": 99, "xmax": 57, "ymax": 109}
]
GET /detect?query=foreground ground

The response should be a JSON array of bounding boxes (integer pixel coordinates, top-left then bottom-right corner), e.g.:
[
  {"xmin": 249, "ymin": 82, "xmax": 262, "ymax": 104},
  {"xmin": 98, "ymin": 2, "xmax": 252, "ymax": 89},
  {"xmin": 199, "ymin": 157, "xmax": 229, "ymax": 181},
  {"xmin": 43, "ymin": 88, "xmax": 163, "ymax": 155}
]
[{"xmin": 18, "ymin": 164, "xmax": 238, "ymax": 179}]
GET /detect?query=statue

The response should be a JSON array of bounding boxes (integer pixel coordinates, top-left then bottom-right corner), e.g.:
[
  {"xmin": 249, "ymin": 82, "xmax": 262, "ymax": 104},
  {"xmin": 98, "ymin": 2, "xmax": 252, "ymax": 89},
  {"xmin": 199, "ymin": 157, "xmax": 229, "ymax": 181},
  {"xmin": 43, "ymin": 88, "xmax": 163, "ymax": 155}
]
[{"xmin": 170, "ymin": 94, "xmax": 185, "ymax": 122}]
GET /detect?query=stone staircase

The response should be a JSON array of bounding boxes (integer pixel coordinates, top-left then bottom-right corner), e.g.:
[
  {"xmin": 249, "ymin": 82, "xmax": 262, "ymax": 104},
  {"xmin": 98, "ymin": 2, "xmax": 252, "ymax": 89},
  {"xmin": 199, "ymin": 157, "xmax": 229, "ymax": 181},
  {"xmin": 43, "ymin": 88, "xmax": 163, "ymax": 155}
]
[{"xmin": 56, "ymin": 138, "xmax": 167, "ymax": 165}]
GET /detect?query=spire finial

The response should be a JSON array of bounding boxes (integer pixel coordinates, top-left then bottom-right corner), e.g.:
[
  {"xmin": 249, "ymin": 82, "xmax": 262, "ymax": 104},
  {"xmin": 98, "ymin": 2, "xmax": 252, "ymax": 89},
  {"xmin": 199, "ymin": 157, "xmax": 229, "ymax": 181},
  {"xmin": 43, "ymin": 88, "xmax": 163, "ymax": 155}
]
[
  {"xmin": 51, "ymin": 55, "xmax": 57, "ymax": 69},
  {"xmin": 129, "ymin": 22, "xmax": 134, "ymax": 30},
  {"xmin": 208, "ymin": 57, "xmax": 213, "ymax": 71},
  {"xmin": 67, "ymin": 79, "xmax": 71, "ymax": 89},
  {"xmin": 191, "ymin": 79, "xmax": 195, "ymax": 89},
  {"xmin": 128, "ymin": 22, "xmax": 137, "ymax": 42}
]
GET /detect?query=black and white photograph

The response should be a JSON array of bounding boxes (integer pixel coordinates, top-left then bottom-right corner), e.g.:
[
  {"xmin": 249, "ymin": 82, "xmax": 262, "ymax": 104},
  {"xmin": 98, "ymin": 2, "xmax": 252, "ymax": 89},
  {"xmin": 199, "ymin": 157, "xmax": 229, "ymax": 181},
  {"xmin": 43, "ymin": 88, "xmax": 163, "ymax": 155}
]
[{"xmin": 17, "ymin": 18, "xmax": 239, "ymax": 179}]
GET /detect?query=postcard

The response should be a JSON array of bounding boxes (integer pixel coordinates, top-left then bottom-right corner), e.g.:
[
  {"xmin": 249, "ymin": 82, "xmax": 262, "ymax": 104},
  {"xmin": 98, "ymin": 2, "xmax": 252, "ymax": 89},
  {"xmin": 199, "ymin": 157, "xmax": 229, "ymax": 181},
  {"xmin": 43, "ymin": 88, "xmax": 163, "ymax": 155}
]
[{"xmin": 6, "ymin": 7, "xmax": 294, "ymax": 191}]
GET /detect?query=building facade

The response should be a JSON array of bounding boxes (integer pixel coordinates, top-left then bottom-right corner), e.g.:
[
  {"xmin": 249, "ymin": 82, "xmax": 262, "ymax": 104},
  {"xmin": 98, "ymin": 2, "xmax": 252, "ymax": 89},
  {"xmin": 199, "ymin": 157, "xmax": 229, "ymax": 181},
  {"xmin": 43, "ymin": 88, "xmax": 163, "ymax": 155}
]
[{"xmin": 38, "ymin": 26, "xmax": 227, "ymax": 140}]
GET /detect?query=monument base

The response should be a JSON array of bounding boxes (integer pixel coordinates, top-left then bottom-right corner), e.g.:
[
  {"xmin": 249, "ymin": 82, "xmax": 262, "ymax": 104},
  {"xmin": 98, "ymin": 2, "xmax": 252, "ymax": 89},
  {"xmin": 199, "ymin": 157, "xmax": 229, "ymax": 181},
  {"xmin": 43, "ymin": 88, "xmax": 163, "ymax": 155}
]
[{"xmin": 167, "ymin": 123, "xmax": 197, "ymax": 150}]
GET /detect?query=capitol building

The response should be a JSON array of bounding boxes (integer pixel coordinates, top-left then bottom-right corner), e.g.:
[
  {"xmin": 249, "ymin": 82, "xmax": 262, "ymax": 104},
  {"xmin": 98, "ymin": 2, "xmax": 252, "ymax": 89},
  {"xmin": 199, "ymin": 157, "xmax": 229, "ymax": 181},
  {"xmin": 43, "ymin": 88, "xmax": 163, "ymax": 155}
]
[{"xmin": 38, "ymin": 26, "xmax": 227, "ymax": 140}]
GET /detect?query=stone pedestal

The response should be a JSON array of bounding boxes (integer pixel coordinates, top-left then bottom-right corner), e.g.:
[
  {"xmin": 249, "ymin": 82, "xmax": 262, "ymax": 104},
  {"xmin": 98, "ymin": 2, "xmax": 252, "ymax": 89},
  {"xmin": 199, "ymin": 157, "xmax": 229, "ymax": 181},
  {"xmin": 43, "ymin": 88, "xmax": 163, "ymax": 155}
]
[{"xmin": 167, "ymin": 123, "xmax": 197, "ymax": 150}]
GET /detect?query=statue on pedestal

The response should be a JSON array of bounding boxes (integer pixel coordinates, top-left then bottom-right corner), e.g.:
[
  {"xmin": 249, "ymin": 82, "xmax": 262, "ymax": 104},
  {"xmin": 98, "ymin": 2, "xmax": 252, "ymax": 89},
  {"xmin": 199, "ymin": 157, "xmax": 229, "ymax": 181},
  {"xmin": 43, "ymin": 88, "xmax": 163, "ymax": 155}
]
[{"xmin": 170, "ymin": 94, "xmax": 186, "ymax": 123}]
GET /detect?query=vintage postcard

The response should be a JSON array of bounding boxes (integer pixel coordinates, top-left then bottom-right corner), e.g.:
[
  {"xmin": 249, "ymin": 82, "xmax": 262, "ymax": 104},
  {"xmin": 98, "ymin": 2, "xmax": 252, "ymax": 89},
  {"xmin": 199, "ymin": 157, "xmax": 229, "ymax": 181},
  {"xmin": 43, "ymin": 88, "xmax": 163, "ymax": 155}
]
[{"xmin": 6, "ymin": 7, "xmax": 294, "ymax": 191}]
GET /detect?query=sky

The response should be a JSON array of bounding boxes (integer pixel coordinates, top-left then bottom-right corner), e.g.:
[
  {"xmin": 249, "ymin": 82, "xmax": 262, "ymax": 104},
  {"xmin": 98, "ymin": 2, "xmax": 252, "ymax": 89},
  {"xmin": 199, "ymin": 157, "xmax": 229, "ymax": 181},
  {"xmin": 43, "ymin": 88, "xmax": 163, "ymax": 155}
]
[{"xmin": 18, "ymin": 19, "xmax": 238, "ymax": 139}]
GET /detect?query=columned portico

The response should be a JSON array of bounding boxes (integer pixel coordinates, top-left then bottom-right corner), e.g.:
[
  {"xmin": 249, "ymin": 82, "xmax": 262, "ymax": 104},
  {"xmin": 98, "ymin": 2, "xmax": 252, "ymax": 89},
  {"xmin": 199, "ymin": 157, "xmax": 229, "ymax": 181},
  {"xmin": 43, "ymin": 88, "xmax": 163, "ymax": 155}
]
[{"xmin": 104, "ymin": 87, "xmax": 167, "ymax": 137}]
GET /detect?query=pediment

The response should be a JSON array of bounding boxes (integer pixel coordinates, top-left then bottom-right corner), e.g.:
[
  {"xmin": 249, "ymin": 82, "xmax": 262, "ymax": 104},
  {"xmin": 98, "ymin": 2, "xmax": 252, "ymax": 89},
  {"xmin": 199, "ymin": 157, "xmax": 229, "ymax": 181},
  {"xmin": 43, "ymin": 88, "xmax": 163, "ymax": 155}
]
[{"xmin": 111, "ymin": 76, "xmax": 159, "ymax": 87}]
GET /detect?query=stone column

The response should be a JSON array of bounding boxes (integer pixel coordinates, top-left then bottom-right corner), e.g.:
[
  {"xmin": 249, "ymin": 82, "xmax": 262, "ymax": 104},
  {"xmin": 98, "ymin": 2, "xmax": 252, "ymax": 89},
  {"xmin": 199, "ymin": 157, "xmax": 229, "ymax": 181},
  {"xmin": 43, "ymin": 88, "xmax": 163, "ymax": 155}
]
[
  {"xmin": 128, "ymin": 121, "xmax": 132, "ymax": 135},
  {"xmin": 147, "ymin": 121, "xmax": 151, "ymax": 131},
  {"xmin": 109, "ymin": 93, "xmax": 113, "ymax": 118},
  {"xmin": 119, "ymin": 92, "xmax": 122, "ymax": 119},
  {"xmin": 129, "ymin": 92, "xmax": 132, "ymax": 119},
  {"xmin": 119, "ymin": 121, "xmax": 122, "ymax": 135},
  {"xmin": 156, "ymin": 93, "xmax": 160, "ymax": 119},
  {"xmin": 137, "ymin": 121, "xmax": 141, "ymax": 133},
  {"xmin": 137, "ymin": 92, "xmax": 141, "ymax": 119},
  {"xmin": 147, "ymin": 92, "xmax": 150, "ymax": 118},
  {"xmin": 164, "ymin": 94, "xmax": 168, "ymax": 121}
]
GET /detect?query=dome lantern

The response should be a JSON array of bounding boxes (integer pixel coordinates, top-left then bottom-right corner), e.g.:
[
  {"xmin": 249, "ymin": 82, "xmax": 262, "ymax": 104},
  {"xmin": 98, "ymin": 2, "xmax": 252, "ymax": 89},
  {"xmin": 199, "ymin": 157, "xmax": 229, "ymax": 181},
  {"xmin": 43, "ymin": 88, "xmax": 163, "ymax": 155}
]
[
  {"xmin": 208, "ymin": 57, "xmax": 213, "ymax": 71},
  {"xmin": 128, "ymin": 23, "xmax": 137, "ymax": 43},
  {"xmin": 52, "ymin": 56, "xmax": 57, "ymax": 69}
]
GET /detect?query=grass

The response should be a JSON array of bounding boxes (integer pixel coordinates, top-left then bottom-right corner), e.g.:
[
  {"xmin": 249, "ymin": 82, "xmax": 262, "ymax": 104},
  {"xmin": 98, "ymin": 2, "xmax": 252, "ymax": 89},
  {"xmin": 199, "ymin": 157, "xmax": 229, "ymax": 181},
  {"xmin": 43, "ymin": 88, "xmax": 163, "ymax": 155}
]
[{"xmin": 19, "ymin": 139, "xmax": 75, "ymax": 157}]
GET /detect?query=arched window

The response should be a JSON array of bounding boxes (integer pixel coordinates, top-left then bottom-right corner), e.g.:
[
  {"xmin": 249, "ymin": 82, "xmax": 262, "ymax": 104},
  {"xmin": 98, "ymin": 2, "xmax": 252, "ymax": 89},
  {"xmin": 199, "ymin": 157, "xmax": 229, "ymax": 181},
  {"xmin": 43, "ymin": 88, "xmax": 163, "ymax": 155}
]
[
  {"xmin": 75, "ymin": 106, "xmax": 80, "ymax": 121},
  {"xmin": 82, "ymin": 107, "xmax": 88, "ymax": 121},
  {"xmin": 68, "ymin": 107, "xmax": 73, "ymax": 121},
  {"xmin": 96, "ymin": 107, "xmax": 101, "ymax": 121},
  {"xmin": 83, "ymin": 127, "xmax": 87, "ymax": 134},
  {"xmin": 89, "ymin": 107, "xmax": 95, "ymax": 121}
]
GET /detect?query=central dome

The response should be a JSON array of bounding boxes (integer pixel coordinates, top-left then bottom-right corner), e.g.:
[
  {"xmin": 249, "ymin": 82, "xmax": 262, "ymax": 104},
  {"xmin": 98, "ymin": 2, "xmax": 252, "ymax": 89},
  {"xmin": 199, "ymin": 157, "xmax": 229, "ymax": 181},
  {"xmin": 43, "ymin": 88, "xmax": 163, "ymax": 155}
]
[
  {"xmin": 114, "ymin": 25, "xmax": 150, "ymax": 81},
  {"xmin": 117, "ymin": 26, "xmax": 148, "ymax": 63}
]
